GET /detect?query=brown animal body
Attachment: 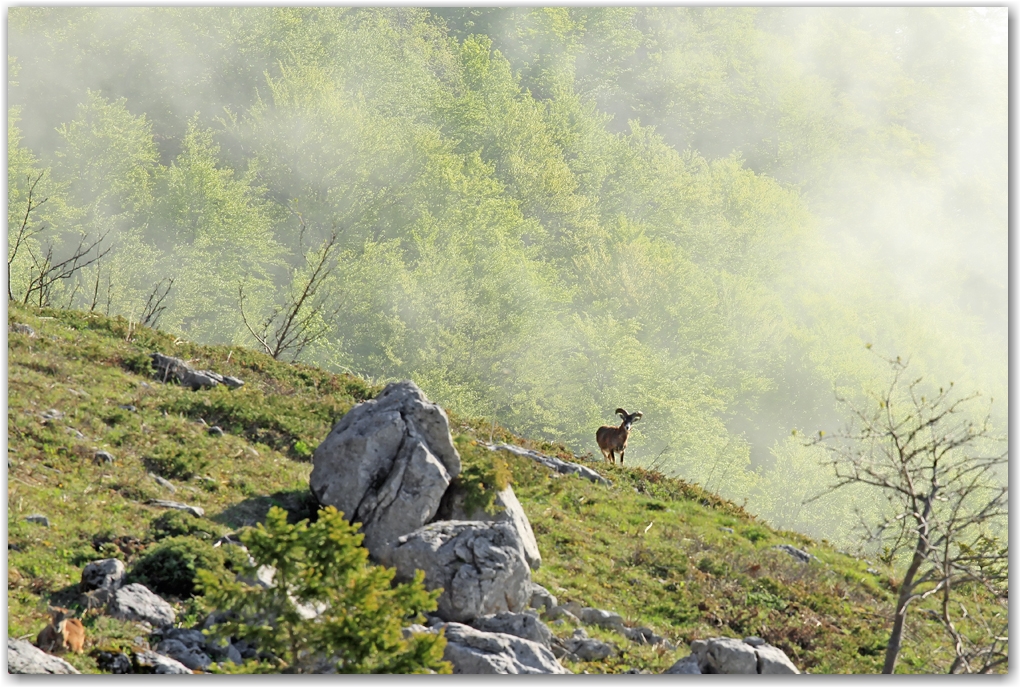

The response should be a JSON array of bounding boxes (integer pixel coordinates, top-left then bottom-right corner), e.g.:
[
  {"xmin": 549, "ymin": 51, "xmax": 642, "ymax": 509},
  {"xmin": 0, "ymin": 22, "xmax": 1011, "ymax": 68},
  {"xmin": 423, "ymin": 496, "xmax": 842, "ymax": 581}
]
[
  {"xmin": 35, "ymin": 606, "xmax": 85, "ymax": 654},
  {"xmin": 596, "ymin": 408, "xmax": 643, "ymax": 465}
]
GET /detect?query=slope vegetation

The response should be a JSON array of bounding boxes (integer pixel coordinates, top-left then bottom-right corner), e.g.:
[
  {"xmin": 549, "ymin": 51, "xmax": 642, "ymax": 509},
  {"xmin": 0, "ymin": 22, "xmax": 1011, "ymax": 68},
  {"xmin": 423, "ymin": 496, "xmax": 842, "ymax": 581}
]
[{"xmin": 7, "ymin": 304, "xmax": 950, "ymax": 673}]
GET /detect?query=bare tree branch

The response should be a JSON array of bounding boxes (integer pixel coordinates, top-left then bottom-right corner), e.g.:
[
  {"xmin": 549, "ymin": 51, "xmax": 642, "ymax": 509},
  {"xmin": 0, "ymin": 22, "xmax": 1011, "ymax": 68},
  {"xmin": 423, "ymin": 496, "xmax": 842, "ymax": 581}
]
[
  {"xmin": 237, "ymin": 224, "xmax": 344, "ymax": 362},
  {"xmin": 810, "ymin": 351, "xmax": 1008, "ymax": 674}
]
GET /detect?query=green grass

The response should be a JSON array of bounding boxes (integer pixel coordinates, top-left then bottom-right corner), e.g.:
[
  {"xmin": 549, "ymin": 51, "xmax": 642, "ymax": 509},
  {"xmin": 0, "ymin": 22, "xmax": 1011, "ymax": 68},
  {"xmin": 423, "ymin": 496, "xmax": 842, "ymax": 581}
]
[{"xmin": 6, "ymin": 303, "xmax": 994, "ymax": 673}]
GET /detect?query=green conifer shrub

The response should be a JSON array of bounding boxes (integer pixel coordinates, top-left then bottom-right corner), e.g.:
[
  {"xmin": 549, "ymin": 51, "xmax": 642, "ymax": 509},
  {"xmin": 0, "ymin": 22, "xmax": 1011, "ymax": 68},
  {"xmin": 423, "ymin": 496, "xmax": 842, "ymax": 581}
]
[{"xmin": 196, "ymin": 506, "xmax": 451, "ymax": 674}]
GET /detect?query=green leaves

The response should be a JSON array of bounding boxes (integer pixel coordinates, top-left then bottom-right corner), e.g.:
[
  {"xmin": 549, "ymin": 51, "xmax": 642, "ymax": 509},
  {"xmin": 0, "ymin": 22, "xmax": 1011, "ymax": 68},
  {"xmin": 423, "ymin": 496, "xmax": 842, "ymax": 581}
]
[{"xmin": 197, "ymin": 506, "xmax": 449, "ymax": 674}]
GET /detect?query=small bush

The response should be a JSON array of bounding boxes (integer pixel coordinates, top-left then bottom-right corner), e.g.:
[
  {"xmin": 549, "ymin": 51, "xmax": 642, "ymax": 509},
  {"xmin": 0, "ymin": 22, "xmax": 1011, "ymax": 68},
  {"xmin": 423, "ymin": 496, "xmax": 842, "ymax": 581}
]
[
  {"xmin": 198, "ymin": 506, "xmax": 450, "ymax": 674},
  {"xmin": 149, "ymin": 511, "xmax": 223, "ymax": 541},
  {"xmin": 128, "ymin": 536, "xmax": 241, "ymax": 598},
  {"xmin": 144, "ymin": 444, "xmax": 209, "ymax": 480}
]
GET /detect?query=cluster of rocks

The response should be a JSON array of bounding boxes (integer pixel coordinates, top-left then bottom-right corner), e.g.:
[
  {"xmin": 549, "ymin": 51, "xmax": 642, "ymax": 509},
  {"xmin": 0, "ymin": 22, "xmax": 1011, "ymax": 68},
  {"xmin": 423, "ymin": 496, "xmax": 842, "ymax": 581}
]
[
  {"xmin": 9, "ymin": 554, "xmax": 257, "ymax": 674},
  {"xmin": 306, "ymin": 381, "xmax": 700, "ymax": 674},
  {"xmin": 149, "ymin": 353, "xmax": 244, "ymax": 391},
  {"xmin": 11, "ymin": 379, "xmax": 804, "ymax": 675}
]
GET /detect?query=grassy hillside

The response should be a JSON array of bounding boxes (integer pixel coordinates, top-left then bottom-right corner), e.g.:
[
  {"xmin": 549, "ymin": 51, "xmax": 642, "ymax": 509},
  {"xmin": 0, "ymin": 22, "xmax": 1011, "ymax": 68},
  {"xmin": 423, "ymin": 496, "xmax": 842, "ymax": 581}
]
[{"xmin": 7, "ymin": 304, "xmax": 955, "ymax": 673}]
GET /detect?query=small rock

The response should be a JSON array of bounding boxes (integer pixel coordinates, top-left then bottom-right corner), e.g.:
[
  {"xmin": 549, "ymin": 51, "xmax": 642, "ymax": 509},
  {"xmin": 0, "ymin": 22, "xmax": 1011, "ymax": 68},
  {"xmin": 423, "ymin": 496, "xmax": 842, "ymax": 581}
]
[
  {"xmin": 527, "ymin": 582, "xmax": 557, "ymax": 611},
  {"xmin": 24, "ymin": 514, "xmax": 50, "ymax": 527},
  {"xmin": 119, "ymin": 404, "xmax": 137, "ymax": 412},
  {"xmin": 155, "ymin": 638, "xmax": 211, "ymax": 671},
  {"xmin": 65, "ymin": 426, "xmax": 85, "ymax": 440},
  {"xmin": 470, "ymin": 612, "xmax": 554, "ymax": 648},
  {"xmin": 664, "ymin": 654, "xmax": 701, "ymax": 674},
  {"xmin": 773, "ymin": 544, "xmax": 819, "ymax": 564},
  {"xmin": 148, "ymin": 473, "xmax": 176, "ymax": 493},
  {"xmin": 222, "ymin": 376, "xmax": 244, "ymax": 390},
  {"xmin": 95, "ymin": 650, "xmax": 133, "ymax": 674},
  {"xmin": 743, "ymin": 636, "xmax": 766, "ymax": 647},
  {"xmin": 133, "ymin": 649, "xmax": 193, "ymax": 674},
  {"xmin": 148, "ymin": 500, "xmax": 204, "ymax": 517},
  {"xmin": 208, "ymin": 426, "xmax": 224, "ymax": 437},
  {"xmin": 81, "ymin": 558, "xmax": 126, "ymax": 592},
  {"xmin": 10, "ymin": 323, "xmax": 36, "ymax": 338},
  {"xmin": 719, "ymin": 526, "xmax": 734, "ymax": 534},
  {"xmin": 579, "ymin": 607, "xmax": 624, "ymax": 630},
  {"xmin": 41, "ymin": 409, "xmax": 64, "ymax": 421},
  {"xmin": 108, "ymin": 583, "xmax": 176, "ymax": 628},
  {"xmin": 94, "ymin": 450, "xmax": 115, "ymax": 464}
]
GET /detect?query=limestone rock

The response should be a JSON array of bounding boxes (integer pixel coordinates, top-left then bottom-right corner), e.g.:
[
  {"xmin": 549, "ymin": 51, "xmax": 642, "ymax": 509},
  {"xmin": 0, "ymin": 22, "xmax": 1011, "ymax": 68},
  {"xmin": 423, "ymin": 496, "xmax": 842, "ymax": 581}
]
[
  {"xmin": 439, "ymin": 484, "xmax": 542, "ymax": 570},
  {"xmin": 755, "ymin": 643, "xmax": 800, "ymax": 674},
  {"xmin": 527, "ymin": 582, "xmax": 557, "ymax": 611},
  {"xmin": 148, "ymin": 500, "xmax": 204, "ymax": 518},
  {"xmin": 773, "ymin": 544, "xmax": 819, "ymax": 564},
  {"xmin": 671, "ymin": 636, "xmax": 800, "ymax": 675},
  {"xmin": 483, "ymin": 443, "xmax": 610, "ymax": 486},
  {"xmin": 7, "ymin": 637, "xmax": 80, "ymax": 674},
  {"xmin": 691, "ymin": 637, "xmax": 757, "ymax": 674},
  {"xmin": 382, "ymin": 520, "xmax": 530, "ymax": 623},
  {"xmin": 439, "ymin": 622, "xmax": 570, "ymax": 674},
  {"xmin": 133, "ymin": 649, "xmax": 193, "ymax": 674},
  {"xmin": 80, "ymin": 558, "xmax": 126, "ymax": 592},
  {"xmin": 470, "ymin": 612, "xmax": 553, "ymax": 648},
  {"xmin": 664, "ymin": 654, "xmax": 701, "ymax": 674},
  {"xmin": 579, "ymin": 607, "xmax": 625, "ymax": 631},
  {"xmin": 155, "ymin": 639, "xmax": 211, "ymax": 671},
  {"xmin": 310, "ymin": 381, "xmax": 461, "ymax": 557},
  {"xmin": 108, "ymin": 583, "xmax": 176, "ymax": 628}
]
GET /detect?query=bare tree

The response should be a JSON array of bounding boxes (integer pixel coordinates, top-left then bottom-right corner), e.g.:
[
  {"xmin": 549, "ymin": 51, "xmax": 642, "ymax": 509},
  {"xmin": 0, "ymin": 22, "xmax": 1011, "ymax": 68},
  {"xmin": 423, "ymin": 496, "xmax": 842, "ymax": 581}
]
[
  {"xmin": 811, "ymin": 353, "xmax": 1007, "ymax": 674},
  {"xmin": 8, "ymin": 172, "xmax": 49, "ymax": 301},
  {"xmin": 238, "ymin": 225, "xmax": 343, "ymax": 362},
  {"xmin": 9, "ymin": 170, "xmax": 113, "ymax": 308},
  {"xmin": 21, "ymin": 230, "xmax": 111, "ymax": 308},
  {"xmin": 139, "ymin": 277, "xmax": 175, "ymax": 328}
]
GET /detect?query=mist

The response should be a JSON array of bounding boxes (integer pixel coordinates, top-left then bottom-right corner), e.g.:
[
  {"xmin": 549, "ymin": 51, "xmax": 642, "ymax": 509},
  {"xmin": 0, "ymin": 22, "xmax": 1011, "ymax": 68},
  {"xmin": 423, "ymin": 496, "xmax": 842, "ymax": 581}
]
[{"xmin": 7, "ymin": 7, "xmax": 1007, "ymax": 549}]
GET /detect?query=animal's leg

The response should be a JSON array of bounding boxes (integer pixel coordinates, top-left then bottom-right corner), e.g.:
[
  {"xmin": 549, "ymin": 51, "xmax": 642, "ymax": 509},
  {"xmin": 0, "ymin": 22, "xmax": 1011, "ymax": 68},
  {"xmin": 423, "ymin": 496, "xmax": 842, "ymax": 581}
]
[{"xmin": 619, "ymin": 450, "xmax": 625, "ymax": 466}]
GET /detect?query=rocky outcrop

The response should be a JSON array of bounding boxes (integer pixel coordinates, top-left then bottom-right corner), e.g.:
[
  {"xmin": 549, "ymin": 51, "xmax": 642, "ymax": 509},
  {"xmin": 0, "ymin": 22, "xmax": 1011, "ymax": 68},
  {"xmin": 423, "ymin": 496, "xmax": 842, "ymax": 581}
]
[
  {"xmin": 7, "ymin": 637, "xmax": 80, "ymax": 674},
  {"xmin": 773, "ymin": 544, "xmax": 820, "ymax": 564},
  {"xmin": 439, "ymin": 484, "xmax": 542, "ymax": 570},
  {"xmin": 149, "ymin": 353, "xmax": 244, "ymax": 391},
  {"xmin": 382, "ymin": 520, "xmax": 530, "ymax": 623},
  {"xmin": 435, "ymin": 622, "xmax": 570, "ymax": 674},
  {"xmin": 310, "ymin": 381, "xmax": 461, "ymax": 558},
  {"xmin": 107, "ymin": 583, "xmax": 176, "ymax": 628},
  {"xmin": 483, "ymin": 443, "xmax": 611, "ymax": 486},
  {"xmin": 155, "ymin": 639, "xmax": 211, "ymax": 671},
  {"xmin": 664, "ymin": 636, "xmax": 800, "ymax": 674}
]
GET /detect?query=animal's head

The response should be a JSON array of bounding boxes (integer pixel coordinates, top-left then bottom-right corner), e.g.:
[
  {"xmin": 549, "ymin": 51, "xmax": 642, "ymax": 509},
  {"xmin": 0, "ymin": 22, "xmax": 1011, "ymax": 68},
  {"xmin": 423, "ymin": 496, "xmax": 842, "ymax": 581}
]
[{"xmin": 616, "ymin": 408, "xmax": 643, "ymax": 430}]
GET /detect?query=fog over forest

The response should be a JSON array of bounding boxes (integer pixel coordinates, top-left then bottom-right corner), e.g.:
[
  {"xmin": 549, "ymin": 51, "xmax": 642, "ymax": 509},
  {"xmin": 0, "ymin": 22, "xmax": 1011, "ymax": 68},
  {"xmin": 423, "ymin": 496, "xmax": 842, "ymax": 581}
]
[{"xmin": 7, "ymin": 7, "xmax": 1007, "ymax": 549}]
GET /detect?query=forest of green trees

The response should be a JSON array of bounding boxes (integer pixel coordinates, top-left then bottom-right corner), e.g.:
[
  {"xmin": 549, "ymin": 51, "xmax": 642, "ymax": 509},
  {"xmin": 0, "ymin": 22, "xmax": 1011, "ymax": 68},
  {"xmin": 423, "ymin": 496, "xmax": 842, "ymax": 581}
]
[{"xmin": 7, "ymin": 7, "xmax": 1007, "ymax": 548}]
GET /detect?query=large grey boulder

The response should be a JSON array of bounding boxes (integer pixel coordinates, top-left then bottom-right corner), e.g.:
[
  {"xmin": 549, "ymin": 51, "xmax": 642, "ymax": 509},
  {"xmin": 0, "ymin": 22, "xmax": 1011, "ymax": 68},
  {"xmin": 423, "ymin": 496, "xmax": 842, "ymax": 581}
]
[
  {"xmin": 7, "ymin": 637, "xmax": 80, "ymax": 674},
  {"xmin": 439, "ymin": 622, "xmax": 570, "ymax": 674},
  {"xmin": 381, "ymin": 520, "xmax": 531, "ymax": 623},
  {"xmin": 310, "ymin": 381, "xmax": 461, "ymax": 558},
  {"xmin": 108, "ymin": 583, "xmax": 176, "ymax": 627},
  {"xmin": 666, "ymin": 636, "xmax": 800, "ymax": 675},
  {"xmin": 691, "ymin": 637, "xmax": 757, "ymax": 674},
  {"xmin": 470, "ymin": 612, "xmax": 553, "ymax": 649},
  {"xmin": 440, "ymin": 484, "xmax": 542, "ymax": 570},
  {"xmin": 81, "ymin": 558, "xmax": 126, "ymax": 592}
]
